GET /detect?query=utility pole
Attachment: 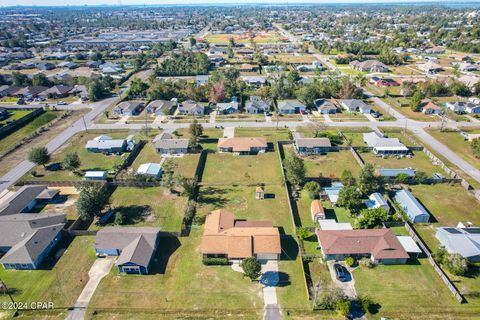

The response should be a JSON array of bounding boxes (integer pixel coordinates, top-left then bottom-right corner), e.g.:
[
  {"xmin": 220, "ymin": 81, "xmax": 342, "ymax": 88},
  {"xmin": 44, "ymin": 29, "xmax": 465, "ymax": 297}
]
[
  {"xmin": 82, "ymin": 115, "xmax": 88, "ymax": 133},
  {"xmin": 0, "ymin": 278, "xmax": 17, "ymax": 316}
]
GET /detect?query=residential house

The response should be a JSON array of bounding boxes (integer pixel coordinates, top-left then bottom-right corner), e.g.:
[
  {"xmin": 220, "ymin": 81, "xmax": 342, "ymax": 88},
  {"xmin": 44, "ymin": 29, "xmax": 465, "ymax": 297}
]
[
  {"xmin": 436, "ymin": 225, "xmax": 480, "ymax": 262},
  {"xmin": 246, "ymin": 96, "xmax": 270, "ymax": 114},
  {"xmin": 278, "ymin": 100, "xmax": 306, "ymax": 114},
  {"xmin": 154, "ymin": 133, "xmax": 189, "ymax": 155},
  {"xmin": 36, "ymin": 62, "xmax": 55, "ymax": 71},
  {"xmin": 241, "ymin": 76, "xmax": 267, "ymax": 86},
  {"xmin": 14, "ymin": 86, "xmax": 49, "ymax": 98},
  {"xmin": 363, "ymin": 131, "xmax": 409, "ymax": 155},
  {"xmin": 454, "ymin": 62, "xmax": 477, "ymax": 72},
  {"xmin": 349, "ymin": 60, "xmax": 389, "ymax": 73},
  {"xmin": 458, "ymin": 75, "xmax": 480, "ymax": 91},
  {"xmin": 0, "ymin": 213, "xmax": 66, "ymax": 270},
  {"xmin": 376, "ymin": 168, "xmax": 416, "ymax": 178},
  {"xmin": 394, "ymin": 189, "xmax": 430, "ymax": 223},
  {"xmin": 255, "ymin": 186, "xmax": 265, "ymax": 200},
  {"xmin": 85, "ymin": 135, "xmax": 127, "ymax": 153},
  {"xmin": 239, "ymin": 63, "xmax": 255, "ymax": 72},
  {"xmin": 315, "ymin": 228, "xmax": 409, "ymax": 264},
  {"xmin": 446, "ymin": 101, "xmax": 480, "ymax": 114},
  {"xmin": 294, "ymin": 137, "xmax": 331, "ymax": 155},
  {"xmin": 201, "ymin": 210, "xmax": 281, "ymax": 260},
  {"xmin": 178, "ymin": 100, "xmax": 204, "ymax": 115},
  {"xmin": 112, "ymin": 101, "xmax": 143, "ymax": 116},
  {"xmin": 341, "ymin": 99, "xmax": 371, "ymax": 114},
  {"xmin": 375, "ymin": 78, "xmax": 400, "ymax": 87},
  {"xmin": 146, "ymin": 100, "xmax": 176, "ymax": 116},
  {"xmin": 217, "ymin": 101, "xmax": 239, "ymax": 114},
  {"xmin": 195, "ymin": 75, "xmax": 210, "ymax": 86},
  {"xmin": 311, "ymin": 200, "xmax": 325, "ymax": 223},
  {"xmin": 40, "ymin": 85, "xmax": 74, "ymax": 98},
  {"xmin": 322, "ymin": 182, "xmax": 344, "ymax": 204},
  {"xmin": 365, "ymin": 192, "xmax": 390, "ymax": 213},
  {"xmin": 0, "ymin": 185, "xmax": 59, "ymax": 216},
  {"xmin": 58, "ymin": 61, "xmax": 78, "ymax": 70},
  {"xmin": 314, "ymin": 99, "xmax": 338, "ymax": 114},
  {"xmin": 421, "ymin": 101, "xmax": 444, "ymax": 115},
  {"xmin": 93, "ymin": 227, "xmax": 160, "ymax": 274},
  {"xmin": 419, "ymin": 61, "xmax": 443, "ymax": 74},
  {"xmin": 217, "ymin": 137, "xmax": 267, "ymax": 154},
  {"xmin": 136, "ymin": 163, "xmax": 162, "ymax": 178},
  {"xmin": 425, "ymin": 46, "xmax": 445, "ymax": 54}
]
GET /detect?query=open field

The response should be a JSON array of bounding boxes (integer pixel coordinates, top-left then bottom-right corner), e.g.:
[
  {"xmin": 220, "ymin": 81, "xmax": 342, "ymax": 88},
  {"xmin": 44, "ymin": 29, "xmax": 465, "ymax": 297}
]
[
  {"xmin": 427, "ymin": 128, "xmax": 480, "ymax": 171},
  {"xmin": 360, "ymin": 150, "xmax": 447, "ymax": 176},
  {"xmin": 0, "ymin": 111, "xmax": 59, "ymax": 156},
  {"xmin": 304, "ymin": 151, "xmax": 362, "ymax": 179},
  {"xmin": 0, "ymin": 236, "xmax": 96, "ymax": 318},
  {"xmin": 204, "ymin": 32, "xmax": 283, "ymax": 44},
  {"xmin": 94, "ymin": 186, "xmax": 188, "ymax": 232},
  {"xmin": 235, "ymin": 127, "xmax": 291, "ymax": 142},
  {"xmin": 88, "ymin": 230, "xmax": 264, "ymax": 318},
  {"xmin": 353, "ymin": 258, "xmax": 480, "ymax": 319},
  {"xmin": 381, "ymin": 96, "xmax": 440, "ymax": 122}
]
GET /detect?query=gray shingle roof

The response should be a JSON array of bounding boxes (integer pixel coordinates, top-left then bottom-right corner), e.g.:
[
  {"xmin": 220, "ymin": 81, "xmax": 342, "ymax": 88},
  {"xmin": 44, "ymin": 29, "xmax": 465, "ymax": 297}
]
[
  {"xmin": 0, "ymin": 185, "xmax": 53, "ymax": 216},
  {"xmin": 295, "ymin": 137, "xmax": 332, "ymax": 148}
]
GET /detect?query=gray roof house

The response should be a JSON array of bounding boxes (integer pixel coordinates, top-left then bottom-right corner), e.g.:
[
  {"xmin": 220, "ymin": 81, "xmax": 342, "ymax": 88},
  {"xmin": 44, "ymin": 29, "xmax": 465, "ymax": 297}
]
[
  {"xmin": 178, "ymin": 100, "xmax": 204, "ymax": 115},
  {"xmin": 93, "ymin": 227, "xmax": 160, "ymax": 274},
  {"xmin": 154, "ymin": 134, "xmax": 189, "ymax": 155},
  {"xmin": 0, "ymin": 213, "xmax": 66, "ymax": 270},
  {"xmin": 394, "ymin": 189, "xmax": 430, "ymax": 223},
  {"xmin": 295, "ymin": 137, "xmax": 332, "ymax": 155},
  {"xmin": 376, "ymin": 168, "xmax": 416, "ymax": 177},
  {"xmin": 436, "ymin": 226, "xmax": 480, "ymax": 262},
  {"xmin": 112, "ymin": 101, "xmax": 143, "ymax": 116},
  {"xmin": 146, "ymin": 100, "xmax": 176, "ymax": 116},
  {"xmin": 341, "ymin": 99, "xmax": 371, "ymax": 114},
  {"xmin": 278, "ymin": 100, "xmax": 306, "ymax": 114},
  {"xmin": 0, "ymin": 185, "xmax": 59, "ymax": 216},
  {"xmin": 349, "ymin": 60, "xmax": 389, "ymax": 73},
  {"xmin": 246, "ymin": 96, "xmax": 270, "ymax": 114},
  {"xmin": 314, "ymin": 99, "xmax": 338, "ymax": 114},
  {"xmin": 85, "ymin": 135, "xmax": 127, "ymax": 154},
  {"xmin": 363, "ymin": 131, "xmax": 409, "ymax": 155},
  {"xmin": 217, "ymin": 101, "xmax": 239, "ymax": 114}
]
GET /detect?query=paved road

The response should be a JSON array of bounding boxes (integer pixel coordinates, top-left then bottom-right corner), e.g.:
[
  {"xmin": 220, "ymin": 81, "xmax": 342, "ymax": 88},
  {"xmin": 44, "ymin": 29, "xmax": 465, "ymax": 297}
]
[
  {"xmin": 0, "ymin": 96, "xmax": 118, "ymax": 192},
  {"xmin": 66, "ymin": 257, "xmax": 115, "ymax": 320}
]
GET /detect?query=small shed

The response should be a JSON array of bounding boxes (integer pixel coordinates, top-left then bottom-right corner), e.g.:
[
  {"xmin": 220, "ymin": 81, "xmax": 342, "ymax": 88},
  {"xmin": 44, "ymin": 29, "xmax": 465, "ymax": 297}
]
[
  {"xmin": 311, "ymin": 200, "xmax": 325, "ymax": 222},
  {"xmin": 136, "ymin": 163, "xmax": 162, "ymax": 178},
  {"xmin": 256, "ymin": 186, "xmax": 265, "ymax": 200},
  {"xmin": 85, "ymin": 171, "xmax": 107, "ymax": 180}
]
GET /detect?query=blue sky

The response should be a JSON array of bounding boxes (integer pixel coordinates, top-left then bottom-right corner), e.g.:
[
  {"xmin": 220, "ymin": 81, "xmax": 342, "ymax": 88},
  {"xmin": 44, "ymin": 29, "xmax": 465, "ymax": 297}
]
[{"xmin": 0, "ymin": 0, "xmax": 452, "ymax": 7}]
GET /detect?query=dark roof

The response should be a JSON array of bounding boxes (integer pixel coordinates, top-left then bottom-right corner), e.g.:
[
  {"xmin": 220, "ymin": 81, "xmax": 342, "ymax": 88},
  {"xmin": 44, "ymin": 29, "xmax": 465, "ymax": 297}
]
[{"xmin": 0, "ymin": 185, "xmax": 56, "ymax": 216}]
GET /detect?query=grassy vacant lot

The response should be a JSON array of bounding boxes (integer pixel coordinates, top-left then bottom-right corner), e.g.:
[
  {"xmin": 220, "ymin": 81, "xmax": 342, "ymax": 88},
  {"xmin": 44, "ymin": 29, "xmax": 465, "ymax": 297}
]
[
  {"xmin": 304, "ymin": 151, "xmax": 362, "ymax": 179},
  {"xmin": 0, "ymin": 111, "xmax": 59, "ymax": 156},
  {"xmin": 0, "ymin": 109, "xmax": 32, "ymax": 125},
  {"xmin": 101, "ymin": 186, "xmax": 188, "ymax": 232},
  {"xmin": 235, "ymin": 127, "xmax": 291, "ymax": 142},
  {"xmin": 202, "ymin": 151, "xmax": 283, "ymax": 186},
  {"xmin": 341, "ymin": 128, "xmax": 372, "ymax": 146},
  {"xmin": 204, "ymin": 32, "xmax": 282, "ymax": 44},
  {"xmin": 174, "ymin": 127, "xmax": 223, "ymax": 151},
  {"xmin": 329, "ymin": 112, "xmax": 369, "ymax": 122},
  {"xmin": 353, "ymin": 259, "xmax": 480, "ymax": 319},
  {"xmin": 88, "ymin": 230, "xmax": 263, "ymax": 319},
  {"xmin": 128, "ymin": 141, "xmax": 161, "ymax": 171},
  {"xmin": 26, "ymin": 131, "xmax": 132, "ymax": 181},
  {"xmin": 360, "ymin": 150, "xmax": 447, "ymax": 176},
  {"xmin": 0, "ymin": 236, "xmax": 96, "ymax": 318},
  {"xmin": 168, "ymin": 154, "xmax": 201, "ymax": 179},
  {"xmin": 383, "ymin": 97, "xmax": 440, "ymax": 122},
  {"xmin": 427, "ymin": 128, "xmax": 480, "ymax": 171}
]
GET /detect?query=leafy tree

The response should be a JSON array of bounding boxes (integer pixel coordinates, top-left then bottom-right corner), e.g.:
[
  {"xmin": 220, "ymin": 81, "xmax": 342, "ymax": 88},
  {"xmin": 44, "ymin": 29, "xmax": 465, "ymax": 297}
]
[
  {"xmin": 434, "ymin": 248, "xmax": 468, "ymax": 276},
  {"xmin": 177, "ymin": 176, "xmax": 196, "ymax": 198},
  {"xmin": 358, "ymin": 163, "xmax": 381, "ymax": 195},
  {"xmin": 88, "ymin": 80, "xmax": 105, "ymax": 101},
  {"xmin": 284, "ymin": 150, "xmax": 306, "ymax": 186},
  {"xmin": 32, "ymin": 73, "xmax": 51, "ymax": 86},
  {"xmin": 335, "ymin": 300, "xmax": 351, "ymax": 317},
  {"xmin": 345, "ymin": 256, "xmax": 355, "ymax": 267},
  {"xmin": 62, "ymin": 152, "xmax": 81, "ymax": 172},
  {"xmin": 114, "ymin": 211, "xmax": 125, "ymax": 225},
  {"xmin": 189, "ymin": 119, "xmax": 203, "ymax": 139},
  {"xmin": 355, "ymin": 208, "xmax": 390, "ymax": 229},
  {"xmin": 128, "ymin": 78, "xmax": 149, "ymax": 98},
  {"xmin": 410, "ymin": 90, "xmax": 423, "ymax": 112},
  {"xmin": 28, "ymin": 146, "xmax": 50, "ymax": 168},
  {"xmin": 471, "ymin": 138, "xmax": 480, "ymax": 158},
  {"xmin": 338, "ymin": 79, "xmax": 363, "ymax": 99},
  {"xmin": 75, "ymin": 181, "xmax": 109, "ymax": 221},
  {"xmin": 209, "ymin": 82, "xmax": 225, "ymax": 104},
  {"xmin": 189, "ymin": 37, "xmax": 196, "ymax": 47},
  {"xmin": 12, "ymin": 72, "xmax": 31, "ymax": 86},
  {"xmin": 297, "ymin": 227, "xmax": 311, "ymax": 241},
  {"xmin": 161, "ymin": 160, "xmax": 177, "ymax": 191},
  {"xmin": 358, "ymin": 295, "xmax": 374, "ymax": 314},
  {"xmin": 395, "ymin": 173, "xmax": 411, "ymax": 184},
  {"xmin": 304, "ymin": 181, "xmax": 320, "ymax": 199},
  {"xmin": 341, "ymin": 170, "xmax": 356, "ymax": 186},
  {"xmin": 240, "ymin": 257, "xmax": 262, "ymax": 281},
  {"xmin": 415, "ymin": 171, "xmax": 429, "ymax": 184},
  {"xmin": 337, "ymin": 186, "xmax": 362, "ymax": 213}
]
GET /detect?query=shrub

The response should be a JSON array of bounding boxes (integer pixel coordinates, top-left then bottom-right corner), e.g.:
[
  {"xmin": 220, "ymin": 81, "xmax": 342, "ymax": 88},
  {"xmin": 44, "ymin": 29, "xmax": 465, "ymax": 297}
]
[
  {"xmin": 203, "ymin": 257, "xmax": 229, "ymax": 265},
  {"xmin": 358, "ymin": 295, "xmax": 373, "ymax": 314},
  {"xmin": 183, "ymin": 200, "xmax": 196, "ymax": 223},
  {"xmin": 304, "ymin": 181, "xmax": 320, "ymax": 199},
  {"xmin": 345, "ymin": 256, "xmax": 355, "ymax": 267},
  {"xmin": 334, "ymin": 299, "xmax": 351, "ymax": 317},
  {"xmin": 30, "ymin": 170, "xmax": 37, "ymax": 177},
  {"xmin": 241, "ymin": 257, "xmax": 262, "ymax": 281},
  {"xmin": 360, "ymin": 258, "xmax": 375, "ymax": 269},
  {"xmin": 297, "ymin": 227, "xmax": 311, "ymax": 241}
]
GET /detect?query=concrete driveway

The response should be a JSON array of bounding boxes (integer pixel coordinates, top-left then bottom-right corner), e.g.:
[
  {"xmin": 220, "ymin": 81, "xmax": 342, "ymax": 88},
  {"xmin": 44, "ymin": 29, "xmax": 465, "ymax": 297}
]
[
  {"xmin": 66, "ymin": 257, "xmax": 115, "ymax": 320},
  {"xmin": 327, "ymin": 261, "xmax": 356, "ymax": 299}
]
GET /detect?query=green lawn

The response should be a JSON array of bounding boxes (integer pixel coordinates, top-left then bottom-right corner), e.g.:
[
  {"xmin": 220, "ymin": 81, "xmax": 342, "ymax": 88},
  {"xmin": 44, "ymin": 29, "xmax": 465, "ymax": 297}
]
[
  {"xmin": 353, "ymin": 259, "xmax": 480, "ymax": 319},
  {"xmin": 382, "ymin": 97, "xmax": 439, "ymax": 122},
  {"xmin": 129, "ymin": 141, "xmax": 161, "ymax": 171},
  {"xmin": 87, "ymin": 229, "xmax": 263, "ymax": 319},
  {"xmin": 360, "ymin": 150, "xmax": 447, "ymax": 176},
  {"xmin": 0, "ymin": 236, "xmax": 96, "ymax": 318},
  {"xmin": 174, "ymin": 128, "xmax": 223, "ymax": 151},
  {"xmin": 427, "ymin": 128, "xmax": 480, "ymax": 171},
  {"xmin": 234, "ymin": 127, "xmax": 291, "ymax": 142},
  {"xmin": 0, "ymin": 109, "xmax": 33, "ymax": 125},
  {"xmin": 97, "ymin": 186, "xmax": 188, "ymax": 232},
  {"xmin": 26, "ymin": 131, "xmax": 132, "ymax": 181},
  {"xmin": 168, "ymin": 154, "xmax": 201, "ymax": 179},
  {"xmin": 304, "ymin": 151, "xmax": 362, "ymax": 179},
  {"xmin": 329, "ymin": 112, "xmax": 369, "ymax": 122},
  {"xmin": 341, "ymin": 128, "xmax": 372, "ymax": 146},
  {"xmin": 201, "ymin": 151, "xmax": 283, "ymax": 186},
  {"xmin": 0, "ymin": 111, "xmax": 59, "ymax": 157}
]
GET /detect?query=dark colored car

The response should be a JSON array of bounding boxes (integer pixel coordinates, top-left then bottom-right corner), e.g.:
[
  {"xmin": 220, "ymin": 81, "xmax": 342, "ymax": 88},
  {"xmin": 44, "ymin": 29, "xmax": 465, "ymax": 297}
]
[{"xmin": 334, "ymin": 263, "xmax": 346, "ymax": 282}]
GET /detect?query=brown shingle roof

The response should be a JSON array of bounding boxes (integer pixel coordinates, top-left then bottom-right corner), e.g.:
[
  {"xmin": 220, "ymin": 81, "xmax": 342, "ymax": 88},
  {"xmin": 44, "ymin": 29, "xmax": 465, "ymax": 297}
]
[
  {"xmin": 316, "ymin": 228, "xmax": 409, "ymax": 260},
  {"xmin": 218, "ymin": 137, "xmax": 267, "ymax": 152}
]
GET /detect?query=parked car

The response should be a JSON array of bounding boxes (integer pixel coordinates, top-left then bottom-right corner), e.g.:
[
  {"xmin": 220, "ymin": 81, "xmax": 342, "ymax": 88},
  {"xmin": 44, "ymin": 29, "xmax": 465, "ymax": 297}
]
[
  {"xmin": 57, "ymin": 101, "xmax": 67, "ymax": 105},
  {"xmin": 334, "ymin": 263, "xmax": 346, "ymax": 282},
  {"xmin": 371, "ymin": 111, "xmax": 381, "ymax": 118},
  {"xmin": 16, "ymin": 98, "xmax": 25, "ymax": 105}
]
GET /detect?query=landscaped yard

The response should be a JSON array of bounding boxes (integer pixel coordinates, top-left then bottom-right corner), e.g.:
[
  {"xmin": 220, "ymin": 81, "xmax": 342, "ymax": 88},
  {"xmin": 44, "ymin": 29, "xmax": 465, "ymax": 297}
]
[
  {"xmin": 353, "ymin": 259, "xmax": 480, "ymax": 319},
  {"xmin": 0, "ymin": 236, "xmax": 96, "ymax": 318},
  {"xmin": 95, "ymin": 186, "xmax": 188, "ymax": 232},
  {"xmin": 87, "ymin": 229, "xmax": 264, "ymax": 319}
]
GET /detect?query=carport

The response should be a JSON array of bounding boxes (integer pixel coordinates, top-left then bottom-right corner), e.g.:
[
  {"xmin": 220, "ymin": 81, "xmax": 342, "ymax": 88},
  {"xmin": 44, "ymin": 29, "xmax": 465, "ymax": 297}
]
[{"xmin": 397, "ymin": 236, "xmax": 423, "ymax": 258}]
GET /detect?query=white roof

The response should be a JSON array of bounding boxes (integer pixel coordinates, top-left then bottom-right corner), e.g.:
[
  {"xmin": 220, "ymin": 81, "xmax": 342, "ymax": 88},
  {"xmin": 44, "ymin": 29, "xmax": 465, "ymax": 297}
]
[
  {"xmin": 397, "ymin": 236, "xmax": 422, "ymax": 253},
  {"xmin": 136, "ymin": 163, "xmax": 162, "ymax": 176},
  {"xmin": 319, "ymin": 219, "xmax": 353, "ymax": 230},
  {"xmin": 94, "ymin": 135, "xmax": 112, "ymax": 142},
  {"xmin": 84, "ymin": 171, "xmax": 107, "ymax": 178}
]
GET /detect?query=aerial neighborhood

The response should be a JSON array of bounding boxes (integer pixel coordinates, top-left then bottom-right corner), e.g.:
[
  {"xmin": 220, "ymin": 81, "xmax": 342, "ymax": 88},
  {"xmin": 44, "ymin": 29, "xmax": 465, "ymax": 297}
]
[{"xmin": 1, "ymin": 3, "xmax": 480, "ymax": 320}]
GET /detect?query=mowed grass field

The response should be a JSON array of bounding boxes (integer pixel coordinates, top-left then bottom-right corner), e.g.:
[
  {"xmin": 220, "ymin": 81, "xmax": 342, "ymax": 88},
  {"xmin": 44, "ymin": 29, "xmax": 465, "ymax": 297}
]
[
  {"xmin": 87, "ymin": 230, "xmax": 264, "ymax": 319},
  {"xmin": 0, "ymin": 236, "xmax": 96, "ymax": 318},
  {"xmin": 0, "ymin": 109, "xmax": 33, "ymax": 125},
  {"xmin": 303, "ymin": 150, "xmax": 362, "ymax": 179},
  {"xmin": 204, "ymin": 32, "xmax": 282, "ymax": 44}
]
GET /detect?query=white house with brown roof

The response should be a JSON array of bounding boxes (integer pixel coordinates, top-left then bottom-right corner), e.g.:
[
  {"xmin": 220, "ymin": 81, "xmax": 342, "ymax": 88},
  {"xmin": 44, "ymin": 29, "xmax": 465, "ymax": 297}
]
[
  {"xmin": 201, "ymin": 210, "xmax": 281, "ymax": 261},
  {"xmin": 311, "ymin": 200, "xmax": 325, "ymax": 223},
  {"xmin": 315, "ymin": 228, "xmax": 409, "ymax": 264},
  {"xmin": 218, "ymin": 137, "xmax": 267, "ymax": 154}
]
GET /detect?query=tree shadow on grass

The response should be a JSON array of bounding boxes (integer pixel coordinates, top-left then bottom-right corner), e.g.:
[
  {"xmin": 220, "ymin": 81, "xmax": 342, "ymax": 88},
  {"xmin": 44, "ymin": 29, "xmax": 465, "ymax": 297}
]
[
  {"xmin": 149, "ymin": 234, "xmax": 181, "ymax": 275},
  {"xmin": 39, "ymin": 232, "xmax": 74, "ymax": 270},
  {"xmin": 115, "ymin": 205, "xmax": 152, "ymax": 225},
  {"xmin": 197, "ymin": 186, "xmax": 232, "ymax": 209},
  {"xmin": 276, "ymin": 271, "xmax": 291, "ymax": 288},
  {"xmin": 280, "ymin": 235, "xmax": 299, "ymax": 261}
]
